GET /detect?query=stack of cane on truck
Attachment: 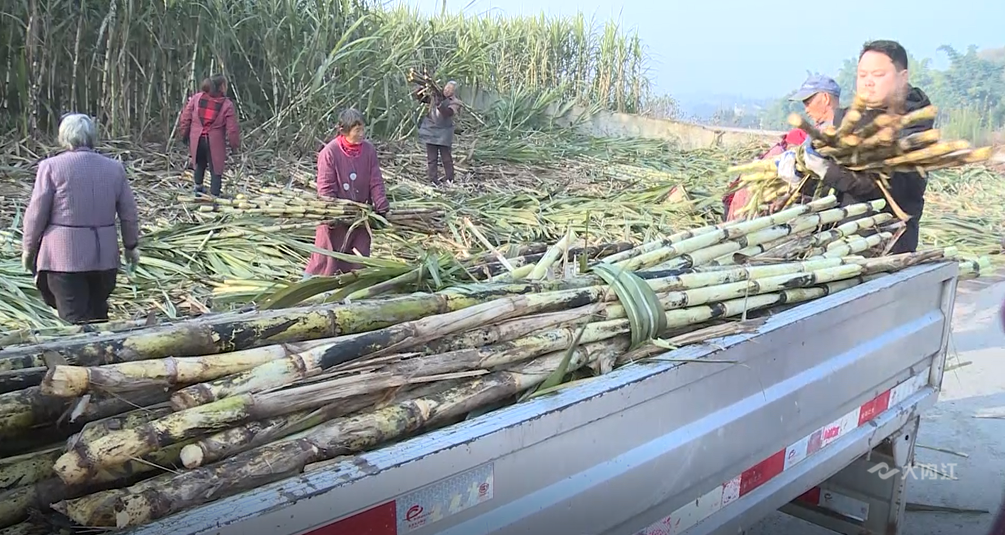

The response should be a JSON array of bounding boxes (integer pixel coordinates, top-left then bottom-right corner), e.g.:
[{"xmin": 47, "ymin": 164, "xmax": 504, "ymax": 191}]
[
  {"xmin": 729, "ymin": 96, "xmax": 997, "ymax": 218},
  {"xmin": 0, "ymin": 190, "xmax": 992, "ymax": 533}
]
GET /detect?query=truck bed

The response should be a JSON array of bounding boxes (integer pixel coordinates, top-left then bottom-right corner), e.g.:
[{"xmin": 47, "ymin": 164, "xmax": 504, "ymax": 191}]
[{"xmin": 123, "ymin": 262, "xmax": 958, "ymax": 535}]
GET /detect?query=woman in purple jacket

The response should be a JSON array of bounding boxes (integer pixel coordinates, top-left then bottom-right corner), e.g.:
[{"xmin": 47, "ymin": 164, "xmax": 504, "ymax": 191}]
[
  {"xmin": 21, "ymin": 114, "xmax": 140, "ymax": 324},
  {"xmin": 304, "ymin": 108, "xmax": 391, "ymax": 277}
]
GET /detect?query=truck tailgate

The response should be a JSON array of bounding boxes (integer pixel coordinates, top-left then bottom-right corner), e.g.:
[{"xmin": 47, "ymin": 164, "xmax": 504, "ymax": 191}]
[{"xmin": 124, "ymin": 262, "xmax": 958, "ymax": 535}]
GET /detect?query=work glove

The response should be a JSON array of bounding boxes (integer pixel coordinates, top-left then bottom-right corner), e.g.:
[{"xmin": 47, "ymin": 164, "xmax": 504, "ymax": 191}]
[
  {"xmin": 776, "ymin": 150, "xmax": 801, "ymax": 185},
  {"xmin": 124, "ymin": 247, "xmax": 141, "ymax": 268},
  {"xmin": 21, "ymin": 251, "xmax": 35, "ymax": 274},
  {"xmin": 802, "ymin": 140, "xmax": 831, "ymax": 178}
]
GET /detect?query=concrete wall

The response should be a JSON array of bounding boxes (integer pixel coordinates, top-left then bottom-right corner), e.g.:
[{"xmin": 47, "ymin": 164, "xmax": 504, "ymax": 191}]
[{"xmin": 457, "ymin": 86, "xmax": 785, "ymax": 150}]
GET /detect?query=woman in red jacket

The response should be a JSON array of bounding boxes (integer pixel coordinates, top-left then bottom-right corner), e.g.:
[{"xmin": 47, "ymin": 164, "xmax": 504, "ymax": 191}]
[
  {"xmin": 178, "ymin": 74, "xmax": 241, "ymax": 197},
  {"xmin": 304, "ymin": 108, "xmax": 391, "ymax": 277}
]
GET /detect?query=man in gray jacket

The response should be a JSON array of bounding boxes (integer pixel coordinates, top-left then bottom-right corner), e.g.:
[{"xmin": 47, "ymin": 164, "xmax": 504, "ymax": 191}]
[{"xmin": 417, "ymin": 80, "xmax": 461, "ymax": 185}]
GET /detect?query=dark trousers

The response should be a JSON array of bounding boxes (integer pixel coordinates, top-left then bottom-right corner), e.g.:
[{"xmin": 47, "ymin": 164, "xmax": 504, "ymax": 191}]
[
  {"xmin": 425, "ymin": 143, "xmax": 454, "ymax": 183},
  {"xmin": 44, "ymin": 270, "xmax": 118, "ymax": 324},
  {"xmin": 194, "ymin": 136, "xmax": 223, "ymax": 196}
]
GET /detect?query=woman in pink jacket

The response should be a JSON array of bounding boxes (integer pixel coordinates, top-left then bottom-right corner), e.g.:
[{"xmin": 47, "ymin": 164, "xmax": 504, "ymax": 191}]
[
  {"xmin": 304, "ymin": 109, "xmax": 391, "ymax": 277},
  {"xmin": 178, "ymin": 74, "xmax": 241, "ymax": 197}
]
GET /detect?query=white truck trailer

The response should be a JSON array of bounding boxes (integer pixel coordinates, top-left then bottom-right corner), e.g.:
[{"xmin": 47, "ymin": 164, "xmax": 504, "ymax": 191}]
[{"xmin": 122, "ymin": 261, "xmax": 959, "ymax": 535}]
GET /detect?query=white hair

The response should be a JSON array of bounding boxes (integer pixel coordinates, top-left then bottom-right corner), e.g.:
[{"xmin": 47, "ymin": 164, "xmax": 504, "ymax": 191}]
[{"xmin": 58, "ymin": 114, "xmax": 97, "ymax": 149}]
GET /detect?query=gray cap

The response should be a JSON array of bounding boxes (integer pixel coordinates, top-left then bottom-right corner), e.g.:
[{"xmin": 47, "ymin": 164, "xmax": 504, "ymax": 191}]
[{"xmin": 789, "ymin": 74, "xmax": 841, "ymax": 101}]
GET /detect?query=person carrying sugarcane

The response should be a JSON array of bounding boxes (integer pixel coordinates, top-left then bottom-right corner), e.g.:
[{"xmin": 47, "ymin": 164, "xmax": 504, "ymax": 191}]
[
  {"xmin": 21, "ymin": 114, "xmax": 140, "ymax": 324},
  {"xmin": 723, "ymin": 128, "xmax": 808, "ymax": 221},
  {"xmin": 177, "ymin": 74, "xmax": 241, "ymax": 197},
  {"xmin": 788, "ymin": 74, "xmax": 842, "ymax": 128},
  {"xmin": 416, "ymin": 80, "xmax": 462, "ymax": 185},
  {"xmin": 796, "ymin": 40, "xmax": 934, "ymax": 254},
  {"xmin": 303, "ymin": 108, "xmax": 391, "ymax": 277}
]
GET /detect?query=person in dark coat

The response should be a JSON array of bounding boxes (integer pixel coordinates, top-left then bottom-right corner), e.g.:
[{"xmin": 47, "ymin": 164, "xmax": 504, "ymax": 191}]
[
  {"xmin": 178, "ymin": 74, "xmax": 241, "ymax": 197},
  {"xmin": 801, "ymin": 40, "xmax": 934, "ymax": 254},
  {"xmin": 417, "ymin": 80, "xmax": 461, "ymax": 184},
  {"xmin": 21, "ymin": 114, "xmax": 140, "ymax": 324},
  {"xmin": 304, "ymin": 109, "xmax": 391, "ymax": 277}
]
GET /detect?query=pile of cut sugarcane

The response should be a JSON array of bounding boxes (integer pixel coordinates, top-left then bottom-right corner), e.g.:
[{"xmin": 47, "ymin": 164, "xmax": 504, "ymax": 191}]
[
  {"xmin": 180, "ymin": 187, "xmax": 447, "ymax": 234},
  {"xmin": 729, "ymin": 96, "xmax": 999, "ymax": 218},
  {"xmin": 0, "ymin": 196, "xmax": 990, "ymax": 533}
]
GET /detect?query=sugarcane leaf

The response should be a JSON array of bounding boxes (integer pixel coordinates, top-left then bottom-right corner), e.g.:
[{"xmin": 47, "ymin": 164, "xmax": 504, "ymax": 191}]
[
  {"xmin": 590, "ymin": 262, "xmax": 666, "ymax": 349},
  {"xmin": 523, "ymin": 323, "xmax": 587, "ymax": 401},
  {"xmin": 260, "ymin": 277, "xmax": 346, "ymax": 309}
]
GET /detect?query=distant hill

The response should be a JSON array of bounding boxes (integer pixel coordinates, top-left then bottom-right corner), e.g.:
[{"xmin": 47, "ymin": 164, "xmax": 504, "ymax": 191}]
[{"xmin": 672, "ymin": 92, "xmax": 777, "ymax": 126}]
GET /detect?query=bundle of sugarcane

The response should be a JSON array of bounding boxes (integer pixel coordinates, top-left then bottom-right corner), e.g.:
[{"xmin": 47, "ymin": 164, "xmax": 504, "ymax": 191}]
[
  {"xmin": 0, "ymin": 198, "xmax": 988, "ymax": 532},
  {"xmin": 180, "ymin": 188, "xmax": 446, "ymax": 234},
  {"xmin": 407, "ymin": 67, "xmax": 444, "ymax": 102},
  {"xmin": 728, "ymin": 96, "xmax": 1000, "ymax": 218}
]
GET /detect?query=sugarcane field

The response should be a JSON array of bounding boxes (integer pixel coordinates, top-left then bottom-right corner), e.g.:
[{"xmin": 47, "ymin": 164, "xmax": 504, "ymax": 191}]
[{"xmin": 2, "ymin": 1, "xmax": 1005, "ymax": 534}]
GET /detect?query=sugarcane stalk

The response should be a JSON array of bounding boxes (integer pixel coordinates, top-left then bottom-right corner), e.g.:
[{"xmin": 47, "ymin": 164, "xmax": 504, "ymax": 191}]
[
  {"xmin": 661, "ymin": 200, "xmax": 885, "ymax": 270},
  {"xmin": 854, "ymin": 113, "xmax": 896, "ymax": 140},
  {"xmin": 40, "ymin": 338, "xmax": 335, "ymax": 398},
  {"xmin": 67, "ymin": 407, "xmax": 173, "ymax": 449},
  {"xmin": 900, "ymin": 105, "xmax": 938, "ymax": 129},
  {"xmin": 56, "ymin": 338, "xmax": 630, "ymax": 528},
  {"xmin": 869, "ymin": 141, "xmax": 971, "ymax": 169},
  {"xmin": 525, "ymin": 230, "xmax": 575, "ymax": 280},
  {"xmin": 848, "ymin": 248, "xmax": 954, "ymax": 274},
  {"xmin": 898, "ymin": 129, "xmax": 941, "ymax": 151},
  {"xmin": 958, "ymin": 257, "xmax": 992, "ymax": 278},
  {"xmin": 815, "ymin": 232, "xmax": 890, "ymax": 258},
  {"xmin": 714, "ymin": 200, "xmax": 887, "ymax": 265},
  {"xmin": 179, "ymin": 378, "xmax": 462, "ymax": 469},
  {"xmin": 837, "ymin": 134, "xmax": 862, "ymax": 148},
  {"xmin": 0, "ymin": 446, "xmax": 63, "ymax": 491},
  {"xmin": 1, "ymin": 439, "xmax": 187, "ymax": 529},
  {"xmin": 0, "ymin": 290, "xmax": 507, "ymax": 374},
  {"xmin": 17, "ymin": 440, "xmax": 186, "ymax": 529},
  {"xmin": 600, "ymin": 226, "xmax": 720, "ymax": 266},
  {"xmin": 0, "ymin": 521, "xmax": 50, "ymax": 535},
  {"xmin": 0, "ymin": 369, "xmax": 46, "ymax": 396},
  {"xmin": 788, "ymin": 113, "xmax": 827, "ymax": 143},
  {"xmin": 170, "ymin": 284, "xmax": 619, "ymax": 409},
  {"xmin": 0, "ymin": 388, "xmax": 67, "ymax": 438},
  {"xmin": 85, "ymin": 276, "xmax": 888, "ymax": 530},
  {"xmin": 757, "ymin": 214, "xmax": 894, "ymax": 261},
  {"xmin": 726, "ymin": 161, "xmax": 775, "ymax": 175},
  {"xmin": 419, "ymin": 307, "xmax": 599, "ymax": 354},
  {"xmin": 617, "ymin": 197, "xmax": 836, "ymax": 271},
  {"xmin": 52, "ymin": 264, "xmax": 865, "ymax": 485}
]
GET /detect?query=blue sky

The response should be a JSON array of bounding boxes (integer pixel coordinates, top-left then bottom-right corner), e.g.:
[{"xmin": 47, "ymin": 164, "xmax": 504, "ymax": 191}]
[{"xmin": 394, "ymin": 0, "xmax": 1004, "ymax": 100}]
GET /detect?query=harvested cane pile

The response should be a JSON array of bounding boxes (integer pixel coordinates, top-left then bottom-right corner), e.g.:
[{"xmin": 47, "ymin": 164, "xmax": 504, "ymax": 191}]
[
  {"xmin": 729, "ymin": 97, "xmax": 999, "ymax": 218},
  {"xmin": 0, "ymin": 197, "xmax": 990, "ymax": 533},
  {"xmin": 180, "ymin": 187, "xmax": 447, "ymax": 234},
  {"xmin": 0, "ymin": 127, "xmax": 739, "ymax": 330}
]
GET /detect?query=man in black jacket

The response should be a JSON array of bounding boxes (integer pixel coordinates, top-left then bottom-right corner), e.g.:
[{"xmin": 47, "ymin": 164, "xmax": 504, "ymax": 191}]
[{"xmin": 802, "ymin": 40, "xmax": 934, "ymax": 254}]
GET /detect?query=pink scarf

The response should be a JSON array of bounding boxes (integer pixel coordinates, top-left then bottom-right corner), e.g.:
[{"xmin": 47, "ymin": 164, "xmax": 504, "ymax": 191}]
[{"xmin": 336, "ymin": 134, "xmax": 362, "ymax": 158}]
